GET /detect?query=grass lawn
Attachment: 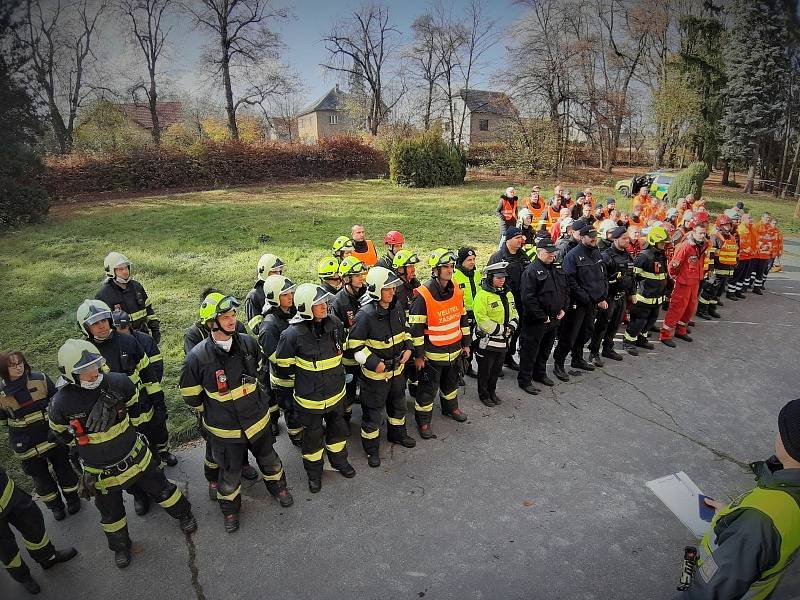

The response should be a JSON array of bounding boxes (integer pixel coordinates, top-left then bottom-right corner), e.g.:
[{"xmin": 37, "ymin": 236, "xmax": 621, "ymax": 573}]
[{"xmin": 1, "ymin": 177, "xmax": 797, "ymax": 483}]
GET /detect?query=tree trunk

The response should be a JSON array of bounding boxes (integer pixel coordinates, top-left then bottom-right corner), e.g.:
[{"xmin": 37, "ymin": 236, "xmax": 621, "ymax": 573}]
[
  {"xmin": 744, "ymin": 163, "xmax": 756, "ymax": 194},
  {"xmin": 222, "ymin": 51, "xmax": 239, "ymax": 140},
  {"xmin": 721, "ymin": 160, "xmax": 730, "ymax": 186},
  {"xmin": 149, "ymin": 78, "xmax": 161, "ymax": 146},
  {"xmin": 424, "ymin": 81, "xmax": 434, "ymax": 131}
]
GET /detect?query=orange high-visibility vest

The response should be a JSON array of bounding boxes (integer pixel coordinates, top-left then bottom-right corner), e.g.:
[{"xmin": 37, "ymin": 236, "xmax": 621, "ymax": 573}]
[
  {"xmin": 351, "ymin": 240, "xmax": 378, "ymax": 266},
  {"xmin": 716, "ymin": 234, "xmax": 738, "ymax": 266},
  {"xmin": 417, "ymin": 284, "xmax": 464, "ymax": 346},
  {"xmin": 737, "ymin": 224, "xmax": 756, "ymax": 260}
]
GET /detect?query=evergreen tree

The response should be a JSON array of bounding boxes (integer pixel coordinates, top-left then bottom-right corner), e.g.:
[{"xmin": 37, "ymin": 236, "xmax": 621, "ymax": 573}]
[
  {"xmin": 720, "ymin": 0, "xmax": 790, "ymax": 193},
  {"xmin": 0, "ymin": 0, "xmax": 50, "ymax": 229}
]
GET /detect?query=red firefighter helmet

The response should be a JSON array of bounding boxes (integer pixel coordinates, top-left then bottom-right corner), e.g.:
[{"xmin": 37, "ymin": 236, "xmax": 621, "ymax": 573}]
[
  {"xmin": 384, "ymin": 230, "xmax": 405, "ymax": 246},
  {"xmin": 717, "ymin": 214, "xmax": 733, "ymax": 227}
]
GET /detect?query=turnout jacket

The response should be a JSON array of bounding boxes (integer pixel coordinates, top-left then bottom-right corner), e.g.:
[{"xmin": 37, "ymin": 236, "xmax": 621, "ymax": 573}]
[
  {"xmin": 96, "ymin": 278, "xmax": 157, "ymax": 333},
  {"xmin": 180, "ymin": 334, "xmax": 270, "ymax": 444},
  {"xmin": 330, "ymin": 286, "xmax": 367, "ymax": 367},
  {"xmin": 409, "ymin": 278, "xmax": 471, "ymax": 365},
  {"xmin": 244, "ymin": 281, "xmax": 267, "ymax": 334},
  {"xmin": 0, "ymin": 372, "xmax": 58, "ymax": 460},
  {"xmin": 473, "ymin": 282, "xmax": 518, "ymax": 352},
  {"xmin": 601, "ymin": 245, "xmax": 636, "ymax": 298},
  {"xmin": 395, "ymin": 277, "xmax": 421, "ymax": 321},
  {"xmin": 562, "ymin": 243, "xmax": 608, "ymax": 306},
  {"xmin": 346, "ymin": 298, "xmax": 412, "ymax": 381},
  {"xmin": 183, "ymin": 320, "xmax": 247, "ymax": 356},
  {"xmin": 519, "ymin": 258, "xmax": 570, "ymax": 323},
  {"xmin": 93, "ymin": 331, "xmax": 159, "ymax": 428},
  {"xmin": 271, "ymin": 316, "xmax": 347, "ymax": 413},
  {"xmin": 632, "ymin": 246, "xmax": 669, "ymax": 304},
  {"xmin": 258, "ymin": 306, "xmax": 295, "ymax": 389},
  {"xmin": 48, "ymin": 373, "xmax": 139, "ymax": 469}
]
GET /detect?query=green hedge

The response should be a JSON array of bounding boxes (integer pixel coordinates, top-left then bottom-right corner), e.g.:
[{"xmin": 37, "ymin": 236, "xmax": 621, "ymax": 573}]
[
  {"xmin": 669, "ymin": 161, "xmax": 710, "ymax": 204},
  {"xmin": 389, "ymin": 134, "xmax": 466, "ymax": 187}
]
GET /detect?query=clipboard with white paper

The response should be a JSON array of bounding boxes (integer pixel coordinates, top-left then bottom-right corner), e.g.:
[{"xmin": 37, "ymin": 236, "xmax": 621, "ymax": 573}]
[{"xmin": 646, "ymin": 471, "xmax": 712, "ymax": 538}]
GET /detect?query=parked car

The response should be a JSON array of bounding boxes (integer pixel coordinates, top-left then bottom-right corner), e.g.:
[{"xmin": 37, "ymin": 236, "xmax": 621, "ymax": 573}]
[{"xmin": 615, "ymin": 171, "xmax": 677, "ymax": 202}]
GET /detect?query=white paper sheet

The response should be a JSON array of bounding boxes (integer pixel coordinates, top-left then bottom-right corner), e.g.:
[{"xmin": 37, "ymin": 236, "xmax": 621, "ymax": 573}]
[{"xmin": 646, "ymin": 471, "xmax": 712, "ymax": 538}]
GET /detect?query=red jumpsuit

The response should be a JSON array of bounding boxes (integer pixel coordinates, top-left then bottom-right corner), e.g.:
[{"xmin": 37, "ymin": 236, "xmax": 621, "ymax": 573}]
[{"xmin": 660, "ymin": 238, "xmax": 706, "ymax": 340}]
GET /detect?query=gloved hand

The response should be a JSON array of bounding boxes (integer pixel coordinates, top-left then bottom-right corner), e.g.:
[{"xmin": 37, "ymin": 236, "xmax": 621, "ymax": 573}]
[
  {"xmin": 149, "ymin": 323, "xmax": 162, "ymax": 346},
  {"xmin": 85, "ymin": 389, "xmax": 122, "ymax": 432},
  {"xmin": 78, "ymin": 473, "xmax": 97, "ymax": 499}
]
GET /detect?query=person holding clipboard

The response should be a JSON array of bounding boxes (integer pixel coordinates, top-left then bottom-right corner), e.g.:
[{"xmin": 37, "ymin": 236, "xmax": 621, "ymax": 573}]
[{"xmin": 680, "ymin": 398, "xmax": 800, "ymax": 599}]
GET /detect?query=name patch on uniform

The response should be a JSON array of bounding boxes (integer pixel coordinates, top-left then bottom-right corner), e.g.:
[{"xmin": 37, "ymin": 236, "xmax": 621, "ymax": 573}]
[{"xmin": 699, "ymin": 556, "xmax": 718, "ymax": 582}]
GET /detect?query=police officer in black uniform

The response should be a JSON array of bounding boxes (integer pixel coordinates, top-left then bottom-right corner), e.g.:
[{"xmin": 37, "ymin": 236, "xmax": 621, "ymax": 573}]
[
  {"xmin": 588, "ymin": 226, "xmax": 635, "ymax": 365},
  {"xmin": 0, "ymin": 466, "xmax": 77, "ymax": 594},
  {"xmin": 517, "ymin": 237, "xmax": 570, "ymax": 393},
  {"xmin": 552, "ymin": 222, "xmax": 608, "ymax": 381},
  {"xmin": 49, "ymin": 339, "xmax": 196, "ymax": 568}
]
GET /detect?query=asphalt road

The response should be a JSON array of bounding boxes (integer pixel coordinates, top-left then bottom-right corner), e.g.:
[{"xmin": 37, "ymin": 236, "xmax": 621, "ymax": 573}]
[{"xmin": 3, "ymin": 241, "xmax": 800, "ymax": 600}]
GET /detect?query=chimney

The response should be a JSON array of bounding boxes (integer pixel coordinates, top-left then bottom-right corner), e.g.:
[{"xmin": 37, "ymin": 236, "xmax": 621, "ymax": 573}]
[{"xmin": 335, "ymin": 83, "xmax": 340, "ymax": 92}]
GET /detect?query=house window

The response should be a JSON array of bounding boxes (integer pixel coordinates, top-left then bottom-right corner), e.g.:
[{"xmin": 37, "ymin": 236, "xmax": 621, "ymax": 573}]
[
  {"xmin": 329, "ymin": 114, "xmax": 339, "ymax": 125},
  {"xmin": 479, "ymin": 119, "xmax": 489, "ymax": 131}
]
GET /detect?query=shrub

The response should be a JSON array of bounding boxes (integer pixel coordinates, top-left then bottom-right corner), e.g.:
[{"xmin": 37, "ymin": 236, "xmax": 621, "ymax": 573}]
[
  {"xmin": 389, "ymin": 133, "xmax": 466, "ymax": 187},
  {"xmin": 42, "ymin": 135, "xmax": 388, "ymax": 198},
  {"xmin": 669, "ymin": 161, "xmax": 710, "ymax": 204}
]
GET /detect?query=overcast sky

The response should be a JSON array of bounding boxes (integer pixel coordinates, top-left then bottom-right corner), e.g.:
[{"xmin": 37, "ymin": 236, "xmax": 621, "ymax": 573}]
[{"xmin": 112, "ymin": 0, "xmax": 525, "ymax": 110}]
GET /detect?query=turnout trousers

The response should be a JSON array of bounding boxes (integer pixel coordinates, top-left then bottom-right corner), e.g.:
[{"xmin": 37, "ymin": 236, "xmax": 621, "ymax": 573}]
[
  {"xmin": 624, "ymin": 302, "xmax": 660, "ymax": 344},
  {"xmin": 660, "ymin": 282, "xmax": 698, "ymax": 340},
  {"xmin": 0, "ymin": 485, "xmax": 57, "ymax": 583},
  {"xmin": 297, "ymin": 402, "xmax": 350, "ymax": 483},
  {"xmin": 414, "ymin": 360, "xmax": 461, "ymax": 425},
  {"xmin": 20, "ymin": 447, "xmax": 79, "ymax": 510},
  {"xmin": 208, "ymin": 432, "xmax": 286, "ymax": 516},
  {"xmin": 517, "ymin": 319, "xmax": 559, "ymax": 386},
  {"xmin": 359, "ymin": 371, "xmax": 408, "ymax": 456}
]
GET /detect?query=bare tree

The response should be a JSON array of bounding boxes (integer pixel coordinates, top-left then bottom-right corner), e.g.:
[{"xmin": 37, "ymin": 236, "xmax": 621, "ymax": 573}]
[
  {"xmin": 119, "ymin": 0, "xmax": 173, "ymax": 145},
  {"xmin": 17, "ymin": 0, "xmax": 109, "ymax": 153},
  {"xmin": 429, "ymin": 3, "xmax": 466, "ymax": 144},
  {"xmin": 186, "ymin": 0, "xmax": 287, "ymax": 140},
  {"xmin": 267, "ymin": 87, "xmax": 303, "ymax": 141},
  {"xmin": 322, "ymin": 3, "xmax": 402, "ymax": 135},
  {"xmin": 408, "ymin": 13, "xmax": 445, "ymax": 130}
]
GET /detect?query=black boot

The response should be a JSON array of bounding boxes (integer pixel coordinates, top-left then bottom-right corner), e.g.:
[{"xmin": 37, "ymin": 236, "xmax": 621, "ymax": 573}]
[
  {"xmin": 443, "ymin": 407, "xmax": 467, "ymax": 422},
  {"xmin": 518, "ymin": 383, "xmax": 540, "ymax": 395},
  {"xmin": 661, "ymin": 338, "xmax": 677, "ymax": 348},
  {"xmin": 388, "ymin": 432, "xmax": 416, "ymax": 448},
  {"xmin": 272, "ymin": 487, "xmax": 294, "ymax": 507},
  {"xmin": 20, "ymin": 575, "xmax": 41, "ymax": 594},
  {"xmin": 735, "ymin": 290, "xmax": 746, "ymax": 299},
  {"xmin": 367, "ymin": 454, "xmax": 381, "ymax": 468},
  {"xmin": 675, "ymin": 332, "xmax": 693, "ymax": 342},
  {"xmin": 622, "ymin": 341, "xmax": 639, "ymax": 356},
  {"xmin": 726, "ymin": 292, "xmax": 739, "ymax": 301},
  {"xmin": 224, "ymin": 513, "xmax": 239, "ymax": 533},
  {"xmin": 490, "ymin": 392, "xmax": 502, "ymax": 405},
  {"xmin": 418, "ymin": 424, "xmax": 436, "ymax": 439},
  {"xmin": 479, "ymin": 396, "xmax": 495, "ymax": 407},
  {"xmin": 533, "ymin": 375, "xmax": 555, "ymax": 387},
  {"xmin": 133, "ymin": 493, "xmax": 150, "ymax": 516},
  {"xmin": 635, "ymin": 337, "xmax": 655, "ymax": 350},
  {"xmin": 601, "ymin": 348, "xmax": 624, "ymax": 361},
  {"xmin": 66, "ymin": 495, "xmax": 82, "ymax": 515},
  {"xmin": 553, "ymin": 363, "xmax": 569, "ymax": 382},
  {"xmin": 504, "ymin": 357, "xmax": 520, "ymax": 371},
  {"xmin": 588, "ymin": 351, "xmax": 604, "ymax": 367},
  {"xmin": 308, "ymin": 479, "xmax": 322, "ymax": 493},
  {"xmin": 41, "ymin": 547, "xmax": 78, "ymax": 570},
  {"xmin": 160, "ymin": 451, "xmax": 179, "ymax": 467},
  {"xmin": 571, "ymin": 357, "xmax": 595, "ymax": 371},
  {"xmin": 115, "ymin": 548, "xmax": 132, "ymax": 568},
  {"xmin": 696, "ymin": 305, "xmax": 711, "ymax": 320},
  {"xmin": 179, "ymin": 511, "xmax": 198, "ymax": 534},
  {"xmin": 708, "ymin": 305, "xmax": 722, "ymax": 319},
  {"xmin": 336, "ymin": 462, "xmax": 356, "ymax": 478},
  {"xmin": 51, "ymin": 504, "xmax": 66, "ymax": 522}
]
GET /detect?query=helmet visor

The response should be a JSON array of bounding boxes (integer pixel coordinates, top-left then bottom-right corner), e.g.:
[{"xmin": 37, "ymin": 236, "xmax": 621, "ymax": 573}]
[
  {"xmin": 217, "ymin": 296, "xmax": 240, "ymax": 314},
  {"xmin": 312, "ymin": 290, "xmax": 335, "ymax": 307},
  {"xmin": 72, "ymin": 350, "xmax": 107, "ymax": 375},
  {"xmin": 84, "ymin": 308, "xmax": 112, "ymax": 327}
]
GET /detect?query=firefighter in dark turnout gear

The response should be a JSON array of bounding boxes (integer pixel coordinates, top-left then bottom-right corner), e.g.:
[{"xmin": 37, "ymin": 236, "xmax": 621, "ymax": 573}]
[
  {"xmin": 111, "ymin": 310, "xmax": 178, "ymax": 467},
  {"xmin": 49, "ymin": 340, "xmax": 196, "ymax": 568},
  {"xmin": 180, "ymin": 294, "xmax": 293, "ymax": 533},
  {"xmin": 517, "ymin": 237, "xmax": 570, "ymax": 393},
  {"xmin": 347, "ymin": 267, "xmax": 416, "ymax": 467},
  {"xmin": 258, "ymin": 275, "xmax": 302, "ymax": 444},
  {"xmin": 330, "ymin": 256, "xmax": 369, "ymax": 426},
  {"xmin": 96, "ymin": 252, "xmax": 161, "ymax": 344},
  {"xmin": 409, "ymin": 249, "xmax": 471, "ymax": 439},
  {"xmin": 0, "ymin": 466, "xmax": 77, "ymax": 594},
  {"xmin": 77, "ymin": 299, "xmax": 164, "ymax": 516},
  {"xmin": 272, "ymin": 284, "xmax": 356, "ymax": 493},
  {"xmin": 244, "ymin": 253, "xmax": 286, "ymax": 334},
  {"xmin": 552, "ymin": 223, "xmax": 608, "ymax": 380},
  {"xmin": 375, "ymin": 230, "xmax": 405, "ymax": 270},
  {"xmin": 183, "ymin": 290, "xmax": 259, "ymax": 495},
  {"xmin": 0, "ymin": 351, "xmax": 80, "ymax": 521},
  {"xmin": 697, "ymin": 215, "xmax": 737, "ymax": 320},
  {"xmin": 623, "ymin": 226, "xmax": 669, "ymax": 355},
  {"xmin": 473, "ymin": 262, "xmax": 519, "ymax": 406},
  {"xmin": 588, "ymin": 226, "xmax": 635, "ymax": 365},
  {"xmin": 393, "ymin": 249, "xmax": 422, "ymax": 398}
]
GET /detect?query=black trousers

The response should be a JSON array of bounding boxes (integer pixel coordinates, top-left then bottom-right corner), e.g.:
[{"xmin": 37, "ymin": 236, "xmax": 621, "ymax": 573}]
[
  {"xmin": 553, "ymin": 303, "xmax": 596, "ymax": 365},
  {"xmin": 0, "ymin": 484, "xmax": 57, "ymax": 583},
  {"xmin": 414, "ymin": 361, "xmax": 460, "ymax": 425},
  {"xmin": 588, "ymin": 296, "xmax": 625, "ymax": 353},
  {"xmin": 146, "ymin": 401, "xmax": 170, "ymax": 454},
  {"xmin": 730, "ymin": 259, "xmax": 752, "ymax": 292},
  {"xmin": 20, "ymin": 446, "xmax": 79, "ymax": 510},
  {"xmin": 359, "ymin": 371, "xmax": 408, "ymax": 456},
  {"xmin": 275, "ymin": 388, "xmax": 303, "ymax": 442},
  {"xmin": 343, "ymin": 365, "xmax": 360, "ymax": 421},
  {"xmin": 94, "ymin": 452, "xmax": 191, "ymax": 552},
  {"xmin": 477, "ymin": 349, "xmax": 506, "ymax": 401},
  {"xmin": 751, "ymin": 258, "xmax": 770, "ymax": 290},
  {"xmin": 209, "ymin": 432, "xmax": 286, "ymax": 516},
  {"xmin": 624, "ymin": 302, "xmax": 660, "ymax": 343},
  {"xmin": 297, "ymin": 401, "xmax": 349, "ymax": 482},
  {"xmin": 518, "ymin": 319, "xmax": 559, "ymax": 385}
]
